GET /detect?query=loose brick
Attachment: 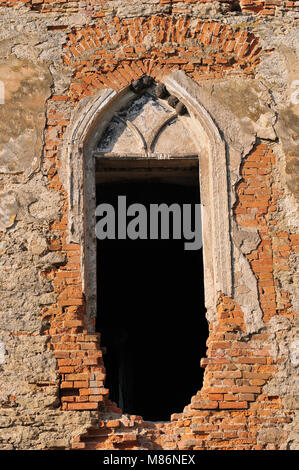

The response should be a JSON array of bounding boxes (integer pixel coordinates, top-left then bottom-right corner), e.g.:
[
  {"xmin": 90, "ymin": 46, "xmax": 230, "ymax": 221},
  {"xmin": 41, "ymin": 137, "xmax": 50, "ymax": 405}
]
[
  {"xmin": 66, "ymin": 374, "xmax": 89, "ymax": 381},
  {"xmin": 60, "ymin": 381, "xmax": 74, "ymax": 389},
  {"xmin": 106, "ymin": 420, "xmax": 120, "ymax": 428},
  {"xmin": 219, "ymin": 401, "xmax": 248, "ymax": 409},
  {"xmin": 191, "ymin": 400, "xmax": 219, "ymax": 410},
  {"xmin": 67, "ymin": 403, "xmax": 99, "ymax": 410}
]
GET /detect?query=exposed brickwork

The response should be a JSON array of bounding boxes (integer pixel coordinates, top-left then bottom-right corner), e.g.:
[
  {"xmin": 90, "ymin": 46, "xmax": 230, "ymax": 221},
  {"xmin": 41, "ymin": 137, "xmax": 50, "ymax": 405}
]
[
  {"xmin": 39, "ymin": 16, "xmax": 265, "ymax": 416},
  {"xmin": 39, "ymin": 110, "xmax": 298, "ymax": 446},
  {"xmin": 61, "ymin": 16, "xmax": 262, "ymax": 102},
  {"xmin": 235, "ymin": 143, "xmax": 297, "ymax": 323},
  {"xmin": 42, "ymin": 133, "xmax": 294, "ymax": 446},
  {"xmin": 41, "ymin": 183, "xmax": 108, "ymax": 410},
  {"xmin": 35, "ymin": 15, "xmax": 297, "ymax": 447},
  {"xmin": 239, "ymin": 0, "xmax": 299, "ymax": 15},
  {"xmin": 70, "ymin": 295, "xmax": 292, "ymax": 450},
  {"xmin": 0, "ymin": 0, "xmax": 297, "ymax": 452}
]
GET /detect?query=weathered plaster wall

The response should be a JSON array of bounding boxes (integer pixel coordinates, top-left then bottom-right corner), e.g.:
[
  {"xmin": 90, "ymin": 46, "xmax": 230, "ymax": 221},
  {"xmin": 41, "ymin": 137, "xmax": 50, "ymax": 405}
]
[{"xmin": 0, "ymin": 0, "xmax": 298, "ymax": 450}]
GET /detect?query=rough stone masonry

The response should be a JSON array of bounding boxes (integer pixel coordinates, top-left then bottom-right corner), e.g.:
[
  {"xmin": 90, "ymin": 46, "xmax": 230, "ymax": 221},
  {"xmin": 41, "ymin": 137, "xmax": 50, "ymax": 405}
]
[{"xmin": 0, "ymin": 0, "xmax": 298, "ymax": 451}]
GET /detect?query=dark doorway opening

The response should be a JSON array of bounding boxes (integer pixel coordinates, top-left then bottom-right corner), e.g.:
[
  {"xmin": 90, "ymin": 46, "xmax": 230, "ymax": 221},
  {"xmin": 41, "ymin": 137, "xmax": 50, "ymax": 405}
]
[{"xmin": 95, "ymin": 166, "xmax": 208, "ymax": 422}]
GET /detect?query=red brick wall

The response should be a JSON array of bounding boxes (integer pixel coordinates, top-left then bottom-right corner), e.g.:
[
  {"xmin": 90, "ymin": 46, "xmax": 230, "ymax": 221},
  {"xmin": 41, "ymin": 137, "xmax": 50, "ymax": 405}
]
[
  {"xmin": 235, "ymin": 144, "xmax": 297, "ymax": 323},
  {"xmin": 70, "ymin": 293, "xmax": 289, "ymax": 450},
  {"xmin": 3, "ymin": 0, "xmax": 296, "ymax": 449},
  {"xmin": 41, "ymin": 18, "xmax": 263, "ymax": 408},
  {"xmin": 43, "ymin": 130, "xmax": 297, "ymax": 448},
  {"xmin": 67, "ymin": 145, "xmax": 295, "ymax": 450},
  {"xmin": 41, "ymin": 181, "xmax": 107, "ymax": 411}
]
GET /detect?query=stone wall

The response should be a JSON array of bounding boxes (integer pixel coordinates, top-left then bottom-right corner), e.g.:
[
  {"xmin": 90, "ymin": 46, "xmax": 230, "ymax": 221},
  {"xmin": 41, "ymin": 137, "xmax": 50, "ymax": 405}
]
[{"xmin": 0, "ymin": 0, "xmax": 298, "ymax": 450}]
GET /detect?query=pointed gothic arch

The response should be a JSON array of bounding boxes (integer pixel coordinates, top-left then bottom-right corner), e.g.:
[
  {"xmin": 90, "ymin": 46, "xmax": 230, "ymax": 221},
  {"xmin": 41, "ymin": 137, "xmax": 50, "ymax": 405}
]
[{"xmin": 61, "ymin": 70, "xmax": 232, "ymax": 332}]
